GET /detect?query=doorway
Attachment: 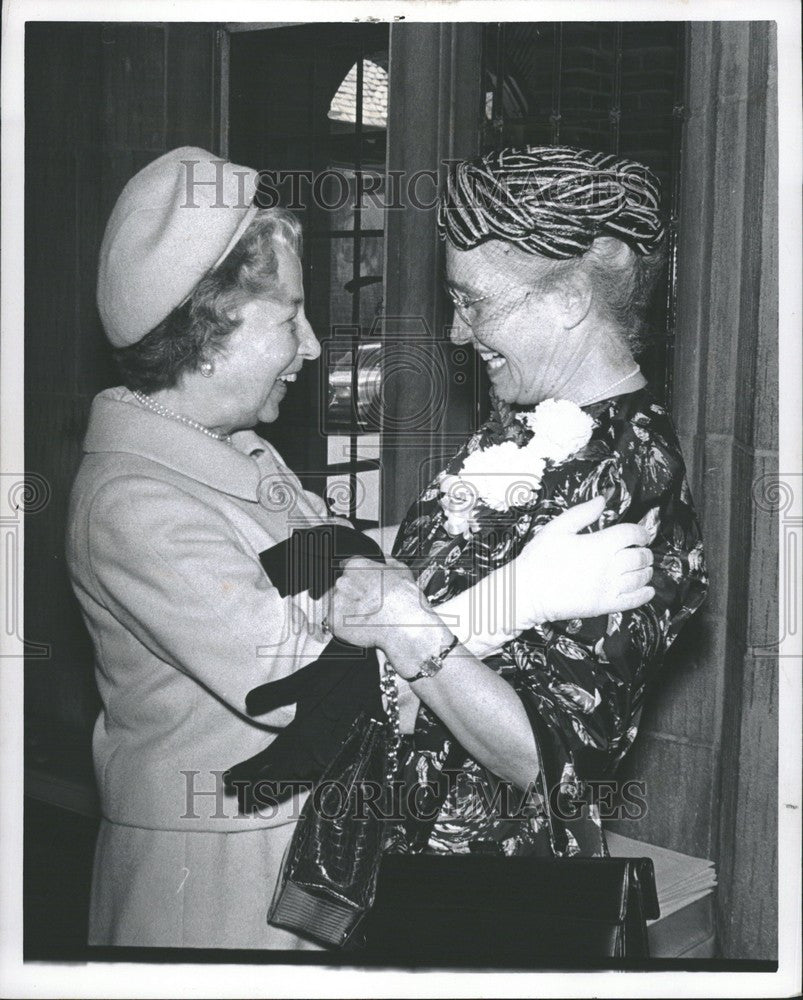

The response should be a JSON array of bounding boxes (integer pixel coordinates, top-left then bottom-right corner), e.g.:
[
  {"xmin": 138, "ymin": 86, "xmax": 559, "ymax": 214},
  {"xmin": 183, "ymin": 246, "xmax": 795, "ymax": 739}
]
[{"xmin": 228, "ymin": 23, "xmax": 389, "ymax": 529}]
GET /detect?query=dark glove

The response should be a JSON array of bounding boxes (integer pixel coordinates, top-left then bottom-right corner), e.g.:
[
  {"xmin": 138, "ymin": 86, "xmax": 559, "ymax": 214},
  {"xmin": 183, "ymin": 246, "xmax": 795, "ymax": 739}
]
[
  {"xmin": 224, "ymin": 524, "xmax": 386, "ymax": 812},
  {"xmin": 258, "ymin": 522, "xmax": 385, "ymax": 600},
  {"xmin": 225, "ymin": 639, "xmax": 383, "ymax": 811}
]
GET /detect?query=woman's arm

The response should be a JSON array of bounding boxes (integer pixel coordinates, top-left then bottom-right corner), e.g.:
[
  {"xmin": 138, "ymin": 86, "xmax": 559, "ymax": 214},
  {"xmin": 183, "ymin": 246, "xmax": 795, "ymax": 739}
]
[
  {"xmin": 84, "ymin": 475, "xmax": 327, "ymax": 725},
  {"xmin": 329, "ymin": 500, "xmax": 654, "ymax": 789},
  {"xmin": 389, "ymin": 623, "xmax": 540, "ymax": 789},
  {"xmin": 432, "ymin": 497, "xmax": 654, "ymax": 657},
  {"xmin": 364, "ymin": 500, "xmax": 654, "ymax": 659},
  {"xmin": 331, "ymin": 559, "xmax": 540, "ymax": 787}
]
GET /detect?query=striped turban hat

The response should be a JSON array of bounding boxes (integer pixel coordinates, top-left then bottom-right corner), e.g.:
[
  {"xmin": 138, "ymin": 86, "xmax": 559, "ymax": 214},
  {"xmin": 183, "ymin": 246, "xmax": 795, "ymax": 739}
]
[{"xmin": 438, "ymin": 145, "xmax": 665, "ymax": 259}]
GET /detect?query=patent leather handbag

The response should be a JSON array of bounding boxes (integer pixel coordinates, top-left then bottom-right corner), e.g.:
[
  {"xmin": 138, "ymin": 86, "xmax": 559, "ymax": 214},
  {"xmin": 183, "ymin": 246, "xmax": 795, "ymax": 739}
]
[
  {"xmin": 359, "ymin": 696, "xmax": 660, "ymax": 964},
  {"xmin": 361, "ymin": 853, "xmax": 659, "ymax": 963},
  {"xmin": 267, "ymin": 712, "xmax": 389, "ymax": 948}
]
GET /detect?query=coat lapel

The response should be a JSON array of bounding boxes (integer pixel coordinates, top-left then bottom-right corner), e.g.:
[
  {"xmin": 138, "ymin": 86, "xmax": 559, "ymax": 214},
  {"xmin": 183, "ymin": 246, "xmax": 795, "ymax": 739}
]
[{"xmin": 83, "ymin": 387, "xmax": 264, "ymax": 501}]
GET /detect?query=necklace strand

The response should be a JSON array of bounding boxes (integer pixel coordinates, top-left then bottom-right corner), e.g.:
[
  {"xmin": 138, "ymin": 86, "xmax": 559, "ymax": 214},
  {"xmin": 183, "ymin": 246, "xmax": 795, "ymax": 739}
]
[
  {"xmin": 131, "ymin": 390, "xmax": 232, "ymax": 443},
  {"xmin": 577, "ymin": 365, "xmax": 641, "ymax": 407}
]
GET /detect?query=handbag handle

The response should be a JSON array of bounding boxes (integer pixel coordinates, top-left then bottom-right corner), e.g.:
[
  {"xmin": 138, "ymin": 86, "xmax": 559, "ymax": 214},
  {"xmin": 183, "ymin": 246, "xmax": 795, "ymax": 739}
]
[
  {"xmin": 518, "ymin": 694, "xmax": 570, "ymax": 857},
  {"xmin": 346, "ymin": 715, "xmax": 386, "ymax": 792}
]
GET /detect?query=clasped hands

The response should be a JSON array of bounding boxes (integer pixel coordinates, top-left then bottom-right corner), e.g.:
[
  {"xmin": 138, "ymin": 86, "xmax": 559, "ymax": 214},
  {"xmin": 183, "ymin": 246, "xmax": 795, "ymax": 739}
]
[{"xmin": 326, "ymin": 496, "xmax": 655, "ymax": 676}]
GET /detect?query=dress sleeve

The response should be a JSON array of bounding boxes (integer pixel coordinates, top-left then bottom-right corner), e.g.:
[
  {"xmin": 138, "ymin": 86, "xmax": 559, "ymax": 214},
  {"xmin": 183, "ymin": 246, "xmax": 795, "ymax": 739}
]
[
  {"xmin": 85, "ymin": 474, "xmax": 327, "ymax": 725},
  {"xmin": 510, "ymin": 406, "xmax": 709, "ymax": 780}
]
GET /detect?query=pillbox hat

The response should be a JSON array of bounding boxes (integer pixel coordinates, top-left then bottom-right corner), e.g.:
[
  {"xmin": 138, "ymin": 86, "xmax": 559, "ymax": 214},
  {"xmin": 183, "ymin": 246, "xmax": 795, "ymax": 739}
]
[{"xmin": 97, "ymin": 146, "xmax": 259, "ymax": 346}]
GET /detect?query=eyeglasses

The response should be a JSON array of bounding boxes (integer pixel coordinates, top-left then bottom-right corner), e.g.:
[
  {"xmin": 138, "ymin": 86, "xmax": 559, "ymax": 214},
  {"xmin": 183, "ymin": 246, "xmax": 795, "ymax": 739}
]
[{"xmin": 445, "ymin": 281, "xmax": 532, "ymax": 324}]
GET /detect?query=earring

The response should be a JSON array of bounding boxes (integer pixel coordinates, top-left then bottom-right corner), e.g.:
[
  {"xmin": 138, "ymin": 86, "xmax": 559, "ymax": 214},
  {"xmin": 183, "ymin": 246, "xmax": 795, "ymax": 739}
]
[{"xmin": 200, "ymin": 361, "xmax": 214, "ymax": 378}]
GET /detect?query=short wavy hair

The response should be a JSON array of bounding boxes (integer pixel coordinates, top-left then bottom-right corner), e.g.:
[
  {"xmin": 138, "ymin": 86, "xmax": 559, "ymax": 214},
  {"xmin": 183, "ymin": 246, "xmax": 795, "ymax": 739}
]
[
  {"xmin": 535, "ymin": 234, "xmax": 668, "ymax": 357},
  {"xmin": 112, "ymin": 208, "xmax": 303, "ymax": 393}
]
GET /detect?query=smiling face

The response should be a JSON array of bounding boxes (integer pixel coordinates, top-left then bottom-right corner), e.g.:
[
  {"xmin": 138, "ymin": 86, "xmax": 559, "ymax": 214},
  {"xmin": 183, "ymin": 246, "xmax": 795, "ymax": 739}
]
[
  {"xmin": 445, "ymin": 240, "xmax": 579, "ymax": 405},
  {"xmin": 211, "ymin": 244, "xmax": 320, "ymax": 429}
]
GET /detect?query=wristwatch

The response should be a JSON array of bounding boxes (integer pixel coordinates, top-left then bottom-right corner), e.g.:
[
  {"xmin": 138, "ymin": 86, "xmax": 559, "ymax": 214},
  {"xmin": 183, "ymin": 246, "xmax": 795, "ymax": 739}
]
[{"xmin": 406, "ymin": 634, "xmax": 460, "ymax": 683}]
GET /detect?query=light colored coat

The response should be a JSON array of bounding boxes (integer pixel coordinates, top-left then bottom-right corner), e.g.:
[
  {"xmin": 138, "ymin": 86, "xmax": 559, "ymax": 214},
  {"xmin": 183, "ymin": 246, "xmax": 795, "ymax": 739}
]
[{"xmin": 66, "ymin": 386, "xmax": 334, "ymax": 948}]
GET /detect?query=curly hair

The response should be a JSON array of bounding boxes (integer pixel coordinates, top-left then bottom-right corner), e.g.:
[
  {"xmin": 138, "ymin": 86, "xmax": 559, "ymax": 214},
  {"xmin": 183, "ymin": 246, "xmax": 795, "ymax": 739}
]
[{"xmin": 112, "ymin": 208, "xmax": 302, "ymax": 393}]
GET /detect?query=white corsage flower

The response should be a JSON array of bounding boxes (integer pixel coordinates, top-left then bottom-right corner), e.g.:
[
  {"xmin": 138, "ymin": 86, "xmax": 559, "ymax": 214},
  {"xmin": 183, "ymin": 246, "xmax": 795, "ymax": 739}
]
[
  {"xmin": 517, "ymin": 398, "xmax": 595, "ymax": 464},
  {"xmin": 436, "ymin": 398, "xmax": 594, "ymax": 535},
  {"xmin": 438, "ymin": 473, "xmax": 480, "ymax": 538},
  {"xmin": 458, "ymin": 440, "xmax": 546, "ymax": 512}
]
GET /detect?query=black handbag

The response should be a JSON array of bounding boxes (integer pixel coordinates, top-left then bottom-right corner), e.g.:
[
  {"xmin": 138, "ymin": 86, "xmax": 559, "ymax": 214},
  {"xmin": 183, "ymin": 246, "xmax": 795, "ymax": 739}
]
[
  {"xmin": 359, "ymin": 695, "xmax": 660, "ymax": 964},
  {"xmin": 361, "ymin": 854, "xmax": 659, "ymax": 964},
  {"xmin": 267, "ymin": 711, "xmax": 390, "ymax": 948}
]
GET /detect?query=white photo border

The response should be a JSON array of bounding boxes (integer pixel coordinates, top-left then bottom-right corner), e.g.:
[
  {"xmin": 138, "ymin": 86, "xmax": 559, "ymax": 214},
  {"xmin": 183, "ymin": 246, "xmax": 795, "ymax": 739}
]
[{"xmin": 1, "ymin": 1, "xmax": 800, "ymax": 997}]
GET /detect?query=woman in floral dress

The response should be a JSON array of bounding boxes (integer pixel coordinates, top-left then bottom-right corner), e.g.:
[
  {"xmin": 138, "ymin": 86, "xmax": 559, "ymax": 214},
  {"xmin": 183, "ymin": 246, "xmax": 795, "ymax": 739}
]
[{"xmin": 379, "ymin": 146, "xmax": 709, "ymax": 858}]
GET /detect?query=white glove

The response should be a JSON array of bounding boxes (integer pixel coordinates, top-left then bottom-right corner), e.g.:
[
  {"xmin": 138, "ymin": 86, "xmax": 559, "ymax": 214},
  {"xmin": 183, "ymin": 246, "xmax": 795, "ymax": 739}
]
[
  {"xmin": 435, "ymin": 496, "xmax": 655, "ymax": 656},
  {"xmin": 516, "ymin": 495, "xmax": 655, "ymax": 624}
]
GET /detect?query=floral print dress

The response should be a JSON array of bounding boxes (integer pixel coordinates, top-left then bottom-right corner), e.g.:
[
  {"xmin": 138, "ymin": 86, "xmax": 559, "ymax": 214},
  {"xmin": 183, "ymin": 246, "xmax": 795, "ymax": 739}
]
[{"xmin": 386, "ymin": 387, "xmax": 708, "ymax": 858}]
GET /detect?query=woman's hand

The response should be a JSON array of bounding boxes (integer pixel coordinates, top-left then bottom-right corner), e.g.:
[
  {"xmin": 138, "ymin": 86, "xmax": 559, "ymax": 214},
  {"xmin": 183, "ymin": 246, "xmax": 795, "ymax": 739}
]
[
  {"xmin": 328, "ymin": 556, "xmax": 441, "ymax": 655},
  {"xmin": 433, "ymin": 495, "xmax": 654, "ymax": 657},
  {"xmin": 330, "ymin": 558, "xmax": 539, "ymax": 785},
  {"xmin": 515, "ymin": 495, "xmax": 655, "ymax": 626}
]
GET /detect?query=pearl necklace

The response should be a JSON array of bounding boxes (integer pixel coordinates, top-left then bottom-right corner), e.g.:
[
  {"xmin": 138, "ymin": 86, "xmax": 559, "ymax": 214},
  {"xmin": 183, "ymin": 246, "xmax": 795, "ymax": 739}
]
[
  {"xmin": 131, "ymin": 390, "xmax": 232, "ymax": 443},
  {"xmin": 577, "ymin": 366, "xmax": 641, "ymax": 407}
]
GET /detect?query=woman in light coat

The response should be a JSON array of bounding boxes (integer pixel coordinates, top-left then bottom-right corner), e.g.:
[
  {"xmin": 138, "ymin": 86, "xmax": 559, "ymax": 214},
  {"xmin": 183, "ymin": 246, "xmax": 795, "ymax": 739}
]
[{"xmin": 67, "ymin": 147, "xmax": 655, "ymax": 949}]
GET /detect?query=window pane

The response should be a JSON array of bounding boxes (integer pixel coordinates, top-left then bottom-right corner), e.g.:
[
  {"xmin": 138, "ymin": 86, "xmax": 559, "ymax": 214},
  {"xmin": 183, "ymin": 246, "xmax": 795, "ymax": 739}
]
[
  {"xmin": 328, "ymin": 55, "xmax": 388, "ymax": 129},
  {"xmin": 327, "ymin": 433, "xmax": 380, "ymax": 464},
  {"xmin": 312, "ymin": 169, "xmax": 385, "ymax": 233},
  {"xmin": 326, "ymin": 469, "xmax": 380, "ymax": 521},
  {"xmin": 489, "ymin": 24, "xmax": 554, "ymax": 120},
  {"xmin": 327, "ymin": 234, "xmax": 385, "ymax": 328}
]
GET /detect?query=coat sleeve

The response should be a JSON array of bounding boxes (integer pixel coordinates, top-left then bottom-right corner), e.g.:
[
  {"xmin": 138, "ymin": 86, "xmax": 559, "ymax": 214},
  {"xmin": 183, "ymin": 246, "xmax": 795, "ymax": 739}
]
[
  {"xmin": 510, "ymin": 409, "xmax": 709, "ymax": 781},
  {"xmin": 85, "ymin": 474, "xmax": 327, "ymax": 724}
]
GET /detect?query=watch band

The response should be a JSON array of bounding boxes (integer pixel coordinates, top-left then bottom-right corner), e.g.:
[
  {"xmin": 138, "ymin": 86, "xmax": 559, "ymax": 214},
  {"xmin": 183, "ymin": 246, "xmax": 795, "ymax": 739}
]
[{"xmin": 406, "ymin": 633, "xmax": 460, "ymax": 683}]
